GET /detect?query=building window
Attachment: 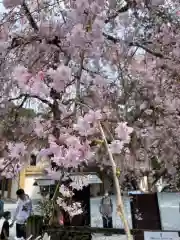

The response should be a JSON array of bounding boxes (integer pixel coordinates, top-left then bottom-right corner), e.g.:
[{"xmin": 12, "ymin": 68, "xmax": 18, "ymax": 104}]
[{"xmin": 30, "ymin": 154, "xmax": 36, "ymax": 166}]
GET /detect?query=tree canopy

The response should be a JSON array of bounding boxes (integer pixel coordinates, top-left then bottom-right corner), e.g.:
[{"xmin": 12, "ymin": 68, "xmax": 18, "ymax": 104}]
[{"xmin": 0, "ymin": 0, "xmax": 179, "ymax": 188}]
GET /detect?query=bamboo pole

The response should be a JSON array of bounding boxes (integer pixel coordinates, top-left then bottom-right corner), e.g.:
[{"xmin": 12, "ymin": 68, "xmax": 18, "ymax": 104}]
[{"xmin": 99, "ymin": 123, "xmax": 133, "ymax": 240}]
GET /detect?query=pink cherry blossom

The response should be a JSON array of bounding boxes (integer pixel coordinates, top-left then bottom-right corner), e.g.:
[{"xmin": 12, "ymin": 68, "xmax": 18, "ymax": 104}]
[
  {"xmin": 36, "ymin": 148, "xmax": 53, "ymax": 163},
  {"xmin": 13, "ymin": 65, "xmax": 32, "ymax": 89},
  {"xmin": 109, "ymin": 140, "xmax": 124, "ymax": 154},
  {"xmin": 3, "ymin": 0, "xmax": 22, "ymax": 8},
  {"xmin": 8, "ymin": 142, "xmax": 26, "ymax": 159},
  {"xmin": 115, "ymin": 122, "xmax": 133, "ymax": 144},
  {"xmin": 47, "ymin": 65, "xmax": 71, "ymax": 92},
  {"xmin": 65, "ymin": 136, "xmax": 81, "ymax": 148},
  {"xmin": 38, "ymin": 71, "xmax": 44, "ymax": 81},
  {"xmin": 73, "ymin": 117, "xmax": 92, "ymax": 136},
  {"xmin": 30, "ymin": 77, "xmax": 50, "ymax": 98},
  {"xmin": 56, "ymin": 197, "xmax": 83, "ymax": 217},
  {"xmin": 84, "ymin": 110, "xmax": 102, "ymax": 123}
]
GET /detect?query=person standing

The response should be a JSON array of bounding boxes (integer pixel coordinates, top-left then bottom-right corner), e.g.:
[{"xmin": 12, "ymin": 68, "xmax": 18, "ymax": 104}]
[
  {"xmin": 0, "ymin": 195, "xmax": 4, "ymax": 218},
  {"xmin": 99, "ymin": 191, "xmax": 113, "ymax": 229},
  {"xmin": 10, "ymin": 189, "xmax": 32, "ymax": 239},
  {"xmin": 0, "ymin": 211, "xmax": 11, "ymax": 240}
]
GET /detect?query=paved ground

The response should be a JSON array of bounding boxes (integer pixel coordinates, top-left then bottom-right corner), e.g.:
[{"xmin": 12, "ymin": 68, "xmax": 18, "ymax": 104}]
[{"xmin": 92, "ymin": 234, "xmax": 127, "ymax": 240}]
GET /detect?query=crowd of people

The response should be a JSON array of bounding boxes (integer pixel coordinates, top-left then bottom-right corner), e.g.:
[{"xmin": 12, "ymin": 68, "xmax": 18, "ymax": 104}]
[{"xmin": 0, "ymin": 189, "xmax": 32, "ymax": 240}]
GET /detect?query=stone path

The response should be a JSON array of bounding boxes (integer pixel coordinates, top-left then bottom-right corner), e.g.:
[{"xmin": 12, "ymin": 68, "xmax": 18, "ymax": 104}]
[{"xmin": 92, "ymin": 234, "xmax": 127, "ymax": 240}]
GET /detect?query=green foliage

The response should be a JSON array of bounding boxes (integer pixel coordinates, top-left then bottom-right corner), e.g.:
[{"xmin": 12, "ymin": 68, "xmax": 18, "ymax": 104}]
[
  {"xmin": 47, "ymin": 230, "xmax": 91, "ymax": 240},
  {"xmin": 151, "ymin": 156, "xmax": 161, "ymax": 170},
  {"xmin": 18, "ymin": 107, "xmax": 36, "ymax": 118},
  {"xmin": 26, "ymin": 215, "xmax": 43, "ymax": 238},
  {"xmin": 35, "ymin": 199, "xmax": 54, "ymax": 223}
]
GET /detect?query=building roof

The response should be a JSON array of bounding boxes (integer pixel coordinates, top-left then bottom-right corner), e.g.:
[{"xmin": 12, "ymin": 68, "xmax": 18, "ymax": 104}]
[{"xmin": 34, "ymin": 172, "xmax": 102, "ymax": 186}]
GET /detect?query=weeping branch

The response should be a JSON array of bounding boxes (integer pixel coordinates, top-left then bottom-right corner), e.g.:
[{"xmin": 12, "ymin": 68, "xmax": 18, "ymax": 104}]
[
  {"xmin": 9, "ymin": 93, "xmax": 53, "ymax": 108},
  {"xmin": 128, "ymin": 41, "xmax": 165, "ymax": 59},
  {"xmin": 151, "ymin": 168, "xmax": 167, "ymax": 189},
  {"xmin": 22, "ymin": 1, "xmax": 38, "ymax": 31}
]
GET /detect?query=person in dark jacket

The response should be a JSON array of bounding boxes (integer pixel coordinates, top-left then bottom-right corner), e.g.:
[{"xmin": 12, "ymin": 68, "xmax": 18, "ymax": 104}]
[
  {"xmin": 0, "ymin": 211, "xmax": 11, "ymax": 240},
  {"xmin": 0, "ymin": 195, "xmax": 4, "ymax": 218}
]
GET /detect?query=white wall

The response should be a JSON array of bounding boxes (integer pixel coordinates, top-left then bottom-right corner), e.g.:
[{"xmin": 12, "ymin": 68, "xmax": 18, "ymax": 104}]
[
  {"xmin": 24, "ymin": 175, "xmax": 42, "ymax": 200},
  {"xmin": 157, "ymin": 192, "xmax": 180, "ymax": 231}
]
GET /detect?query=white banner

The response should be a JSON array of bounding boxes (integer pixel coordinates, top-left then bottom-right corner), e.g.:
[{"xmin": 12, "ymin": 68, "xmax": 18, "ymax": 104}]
[{"xmin": 144, "ymin": 231, "xmax": 179, "ymax": 240}]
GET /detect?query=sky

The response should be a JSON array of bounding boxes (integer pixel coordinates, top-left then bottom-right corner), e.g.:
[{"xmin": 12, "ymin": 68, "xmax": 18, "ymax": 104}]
[{"xmin": 0, "ymin": 2, "xmax": 5, "ymax": 12}]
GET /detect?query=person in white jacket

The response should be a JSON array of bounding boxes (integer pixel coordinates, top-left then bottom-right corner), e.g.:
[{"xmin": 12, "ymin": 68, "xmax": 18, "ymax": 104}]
[{"xmin": 10, "ymin": 189, "xmax": 32, "ymax": 239}]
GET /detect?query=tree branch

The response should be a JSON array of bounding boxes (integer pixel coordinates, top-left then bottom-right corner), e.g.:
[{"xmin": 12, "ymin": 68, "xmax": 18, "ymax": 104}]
[
  {"xmin": 9, "ymin": 94, "xmax": 53, "ymax": 108},
  {"xmin": 74, "ymin": 51, "xmax": 84, "ymax": 115},
  {"xmin": 22, "ymin": 1, "xmax": 38, "ymax": 31},
  {"xmin": 129, "ymin": 41, "xmax": 165, "ymax": 59},
  {"xmin": 151, "ymin": 168, "xmax": 167, "ymax": 188},
  {"xmin": 103, "ymin": 31, "xmax": 166, "ymax": 59},
  {"xmin": 105, "ymin": 3, "xmax": 129, "ymax": 23}
]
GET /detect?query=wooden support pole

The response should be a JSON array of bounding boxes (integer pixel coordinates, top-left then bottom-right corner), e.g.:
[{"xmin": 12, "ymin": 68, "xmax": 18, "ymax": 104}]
[
  {"xmin": 7, "ymin": 179, "xmax": 12, "ymax": 198},
  {"xmin": 1, "ymin": 178, "xmax": 5, "ymax": 198},
  {"xmin": 19, "ymin": 168, "xmax": 26, "ymax": 189}
]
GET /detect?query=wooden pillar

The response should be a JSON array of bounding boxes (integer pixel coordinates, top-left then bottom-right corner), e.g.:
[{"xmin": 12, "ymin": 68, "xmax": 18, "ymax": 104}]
[
  {"xmin": 1, "ymin": 178, "xmax": 5, "ymax": 198},
  {"xmin": 7, "ymin": 179, "xmax": 12, "ymax": 198},
  {"xmin": 19, "ymin": 168, "xmax": 26, "ymax": 189},
  {"xmin": 99, "ymin": 171, "xmax": 104, "ymax": 195}
]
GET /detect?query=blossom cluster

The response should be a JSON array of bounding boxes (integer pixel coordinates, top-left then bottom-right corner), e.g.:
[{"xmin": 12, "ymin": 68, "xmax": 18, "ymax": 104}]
[{"xmin": 56, "ymin": 197, "xmax": 83, "ymax": 217}]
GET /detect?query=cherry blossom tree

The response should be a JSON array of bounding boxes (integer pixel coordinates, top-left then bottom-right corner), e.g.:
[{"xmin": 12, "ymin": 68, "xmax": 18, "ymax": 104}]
[
  {"xmin": 1, "ymin": 0, "xmax": 180, "ymax": 238},
  {"xmin": 0, "ymin": 0, "xmax": 135, "ymax": 238},
  {"xmin": 116, "ymin": 0, "xmax": 180, "ymax": 191}
]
